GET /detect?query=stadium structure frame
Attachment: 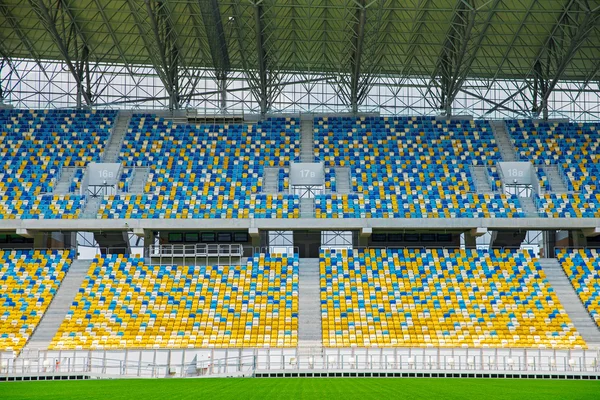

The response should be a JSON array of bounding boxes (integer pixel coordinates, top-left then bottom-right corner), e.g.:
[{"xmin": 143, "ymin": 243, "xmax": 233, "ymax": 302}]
[{"xmin": 0, "ymin": 0, "xmax": 599, "ymax": 120}]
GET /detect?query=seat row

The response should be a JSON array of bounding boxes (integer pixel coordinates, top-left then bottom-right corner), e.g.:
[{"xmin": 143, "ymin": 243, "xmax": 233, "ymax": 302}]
[
  {"xmin": 536, "ymin": 194, "xmax": 600, "ymax": 218},
  {"xmin": 0, "ymin": 195, "xmax": 86, "ymax": 219},
  {"xmin": 97, "ymin": 194, "xmax": 300, "ymax": 219},
  {"xmin": 314, "ymin": 194, "xmax": 524, "ymax": 219}
]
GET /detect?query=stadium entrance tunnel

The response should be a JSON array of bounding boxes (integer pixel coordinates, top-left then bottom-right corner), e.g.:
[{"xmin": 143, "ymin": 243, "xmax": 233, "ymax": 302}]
[
  {"xmin": 490, "ymin": 230, "xmax": 527, "ymax": 249},
  {"xmin": 94, "ymin": 231, "xmax": 130, "ymax": 255}
]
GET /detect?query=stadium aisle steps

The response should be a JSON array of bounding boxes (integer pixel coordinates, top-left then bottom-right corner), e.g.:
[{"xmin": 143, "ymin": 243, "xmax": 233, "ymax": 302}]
[
  {"xmin": 490, "ymin": 120, "xmax": 517, "ymax": 161},
  {"xmin": 300, "ymin": 197, "xmax": 315, "ymax": 218},
  {"xmin": 53, "ymin": 168, "xmax": 78, "ymax": 195},
  {"xmin": 80, "ymin": 197, "xmax": 103, "ymax": 219},
  {"xmin": 127, "ymin": 167, "xmax": 149, "ymax": 194},
  {"xmin": 20, "ymin": 259, "xmax": 94, "ymax": 353},
  {"xmin": 262, "ymin": 168, "xmax": 280, "ymax": 194},
  {"xmin": 104, "ymin": 112, "xmax": 132, "ymax": 163},
  {"xmin": 298, "ymin": 258, "xmax": 322, "ymax": 344},
  {"xmin": 539, "ymin": 258, "xmax": 600, "ymax": 347},
  {"xmin": 471, "ymin": 166, "xmax": 492, "ymax": 193},
  {"xmin": 519, "ymin": 197, "xmax": 539, "ymax": 216},
  {"xmin": 300, "ymin": 119, "xmax": 314, "ymax": 162},
  {"xmin": 334, "ymin": 167, "xmax": 351, "ymax": 194},
  {"xmin": 542, "ymin": 165, "xmax": 568, "ymax": 193}
]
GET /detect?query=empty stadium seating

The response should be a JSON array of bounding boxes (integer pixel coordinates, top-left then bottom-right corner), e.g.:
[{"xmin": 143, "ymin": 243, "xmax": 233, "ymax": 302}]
[
  {"xmin": 95, "ymin": 116, "xmax": 301, "ymax": 218},
  {"xmin": 97, "ymin": 194, "xmax": 299, "ymax": 219},
  {"xmin": 49, "ymin": 253, "xmax": 299, "ymax": 350},
  {"xmin": 0, "ymin": 109, "xmax": 116, "ymax": 218},
  {"xmin": 0, "ymin": 249, "xmax": 74, "ymax": 353},
  {"xmin": 0, "ymin": 195, "xmax": 86, "ymax": 219},
  {"xmin": 315, "ymin": 193, "xmax": 524, "ymax": 218},
  {"xmin": 315, "ymin": 116, "xmax": 500, "ymax": 166},
  {"xmin": 312, "ymin": 116, "xmax": 522, "ymax": 218},
  {"xmin": 507, "ymin": 120, "xmax": 600, "ymax": 167},
  {"xmin": 4, "ymin": 112, "xmax": 600, "ymax": 220},
  {"xmin": 535, "ymin": 193, "xmax": 600, "ymax": 218},
  {"xmin": 556, "ymin": 249, "xmax": 600, "ymax": 327},
  {"xmin": 508, "ymin": 120, "xmax": 600, "ymax": 217},
  {"xmin": 320, "ymin": 248, "xmax": 585, "ymax": 348}
]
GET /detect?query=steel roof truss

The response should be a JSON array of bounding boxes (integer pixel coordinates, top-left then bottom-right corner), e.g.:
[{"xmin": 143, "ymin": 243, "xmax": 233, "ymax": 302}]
[
  {"xmin": 0, "ymin": 0, "xmax": 51, "ymax": 83},
  {"xmin": 198, "ymin": 0, "xmax": 231, "ymax": 77},
  {"xmin": 28, "ymin": 0, "xmax": 93, "ymax": 107},
  {"xmin": 429, "ymin": 0, "xmax": 478, "ymax": 115},
  {"xmin": 125, "ymin": 0, "xmax": 178, "ymax": 109},
  {"xmin": 91, "ymin": 0, "xmax": 139, "ymax": 84},
  {"xmin": 531, "ymin": 0, "xmax": 600, "ymax": 118}
]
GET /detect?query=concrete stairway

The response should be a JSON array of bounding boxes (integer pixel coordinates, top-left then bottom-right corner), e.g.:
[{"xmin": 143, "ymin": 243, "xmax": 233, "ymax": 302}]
[
  {"xmin": 80, "ymin": 197, "xmax": 102, "ymax": 219},
  {"xmin": 334, "ymin": 167, "xmax": 351, "ymax": 194},
  {"xmin": 542, "ymin": 165, "xmax": 568, "ymax": 193},
  {"xmin": 490, "ymin": 120, "xmax": 516, "ymax": 161},
  {"xmin": 298, "ymin": 258, "xmax": 322, "ymax": 346},
  {"xmin": 20, "ymin": 259, "xmax": 93, "ymax": 353},
  {"xmin": 300, "ymin": 119, "xmax": 314, "ymax": 162},
  {"xmin": 262, "ymin": 167, "xmax": 280, "ymax": 194},
  {"xmin": 300, "ymin": 197, "xmax": 314, "ymax": 218},
  {"xmin": 471, "ymin": 166, "xmax": 492, "ymax": 193},
  {"xmin": 53, "ymin": 167, "xmax": 77, "ymax": 194},
  {"xmin": 127, "ymin": 167, "xmax": 149, "ymax": 194},
  {"xmin": 538, "ymin": 258, "xmax": 600, "ymax": 348},
  {"xmin": 103, "ymin": 111, "xmax": 132, "ymax": 163},
  {"xmin": 519, "ymin": 196, "xmax": 539, "ymax": 217}
]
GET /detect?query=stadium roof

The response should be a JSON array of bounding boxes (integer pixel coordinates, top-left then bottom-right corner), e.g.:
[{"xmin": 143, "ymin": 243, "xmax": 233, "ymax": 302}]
[{"xmin": 0, "ymin": 0, "xmax": 599, "ymax": 114}]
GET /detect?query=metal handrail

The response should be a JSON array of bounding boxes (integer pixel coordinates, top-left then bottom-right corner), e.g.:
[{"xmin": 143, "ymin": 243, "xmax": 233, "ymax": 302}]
[
  {"xmin": 257, "ymin": 246, "xmax": 299, "ymax": 255},
  {"xmin": 148, "ymin": 243, "xmax": 244, "ymax": 257}
]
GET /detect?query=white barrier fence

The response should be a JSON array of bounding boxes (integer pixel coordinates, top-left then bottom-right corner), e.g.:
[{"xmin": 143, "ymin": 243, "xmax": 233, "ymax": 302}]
[{"xmin": 2, "ymin": 347, "xmax": 600, "ymax": 379}]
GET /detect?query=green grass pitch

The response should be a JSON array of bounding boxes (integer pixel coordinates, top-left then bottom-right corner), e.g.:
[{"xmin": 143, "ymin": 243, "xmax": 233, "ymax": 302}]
[{"xmin": 1, "ymin": 378, "xmax": 599, "ymax": 400}]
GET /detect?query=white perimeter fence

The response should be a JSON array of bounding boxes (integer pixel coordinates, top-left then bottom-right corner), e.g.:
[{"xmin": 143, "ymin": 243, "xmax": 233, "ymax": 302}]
[{"xmin": 1, "ymin": 347, "xmax": 600, "ymax": 379}]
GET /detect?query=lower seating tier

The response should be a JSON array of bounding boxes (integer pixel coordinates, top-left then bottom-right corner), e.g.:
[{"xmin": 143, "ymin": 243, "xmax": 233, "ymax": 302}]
[
  {"xmin": 0, "ymin": 249, "xmax": 74, "ymax": 353},
  {"xmin": 320, "ymin": 248, "xmax": 585, "ymax": 349},
  {"xmin": 49, "ymin": 253, "xmax": 299, "ymax": 350}
]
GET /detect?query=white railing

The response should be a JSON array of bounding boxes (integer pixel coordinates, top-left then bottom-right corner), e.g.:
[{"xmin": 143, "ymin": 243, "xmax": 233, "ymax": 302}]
[
  {"xmin": 1, "ymin": 351, "xmax": 256, "ymax": 378},
  {"xmin": 3, "ymin": 347, "xmax": 599, "ymax": 379},
  {"xmin": 148, "ymin": 244, "xmax": 244, "ymax": 258}
]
